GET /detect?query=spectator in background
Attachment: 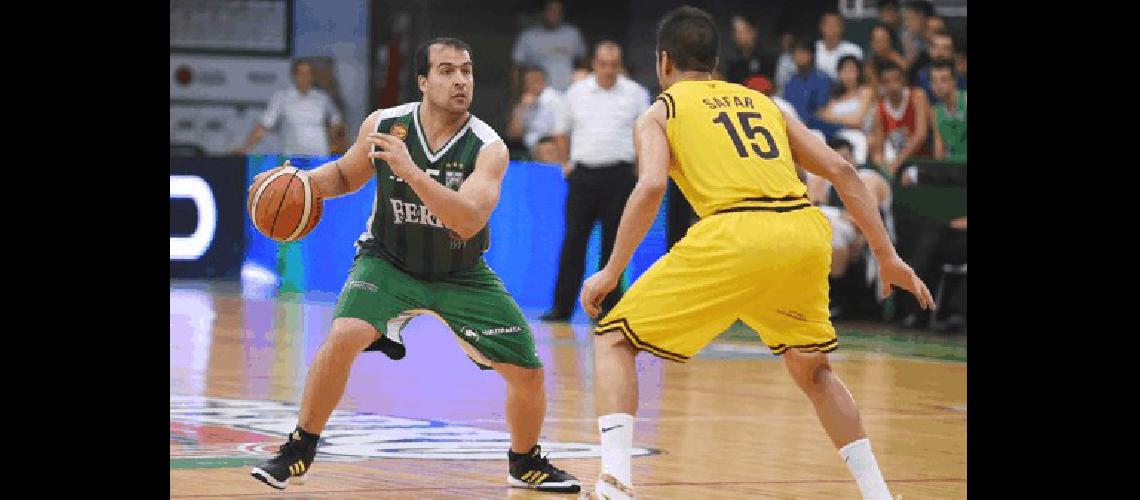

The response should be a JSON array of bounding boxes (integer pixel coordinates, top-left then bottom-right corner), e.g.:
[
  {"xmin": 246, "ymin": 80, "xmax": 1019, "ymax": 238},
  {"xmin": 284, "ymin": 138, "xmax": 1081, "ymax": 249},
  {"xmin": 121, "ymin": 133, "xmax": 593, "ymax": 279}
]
[
  {"xmin": 929, "ymin": 60, "xmax": 967, "ymax": 161},
  {"xmin": 232, "ymin": 59, "xmax": 344, "ymax": 156},
  {"xmin": 815, "ymin": 11, "xmax": 864, "ymax": 79},
  {"xmin": 818, "ymin": 56, "xmax": 874, "ymax": 131},
  {"xmin": 954, "ymin": 42, "xmax": 967, "ymax": 89},
  {"xmin": 869, "ymin": 61, "xmax": 930, "ymax": 175},
  {"xmin": 783, "ymin": 38, "xmax": 836, "ymax": 137},
  {"xmin": 541, "ymin": 41, "xmax": 649, "ymax": 322},
  {"xmin": 877, "ymin": 0, "xmax": 904, "ymax": 50},
  {"xmin": 865, "ymin": 24, "xmax": 907, "ymax": 90},
  {"xmin": 807, "ymin": 137, "xmax": 894, "ymax": 318},
  {"xmin": 817, "ymin": 55, "xmax": 875, "ymax": 163},
  {"xmin": 915, "ymin": 31, "xmax": 965, "ymax": 104},
  {"xmin": 900, "ymin": 1, "xmax": 934, "ymax": 82},
  {"xmin": 926, "ymin": 14, "xmax": 948, "ymax": 43},
  {"xmin": 773, "ymin": 30, "xmax": 797, "ymax": 97},
  {"xmin": 507, "ymin": 65, "xmax": 568, "ymax": 163},
  {"xmin": 725, "ymin": 14, "xmax": 773, "ymax": 85},
  {"xmin": 511, "ymin": 0, "xmax": 587, "ymax": 92}
]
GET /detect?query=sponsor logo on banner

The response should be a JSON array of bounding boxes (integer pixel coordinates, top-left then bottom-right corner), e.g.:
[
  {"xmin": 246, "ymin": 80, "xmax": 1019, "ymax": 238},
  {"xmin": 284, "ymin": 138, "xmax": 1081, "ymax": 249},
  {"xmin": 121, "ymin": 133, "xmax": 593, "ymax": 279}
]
[{"xmin": 170, "ymin": 395, "xmax": 659, "ymax": 468}]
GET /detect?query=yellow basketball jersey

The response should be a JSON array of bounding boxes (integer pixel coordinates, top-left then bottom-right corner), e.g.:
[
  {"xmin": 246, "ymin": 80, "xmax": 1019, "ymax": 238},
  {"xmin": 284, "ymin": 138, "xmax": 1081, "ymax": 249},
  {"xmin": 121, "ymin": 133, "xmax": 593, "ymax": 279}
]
[{"xmin": 657, "ymin": 79, "xmax": 808, "ymax": 218}]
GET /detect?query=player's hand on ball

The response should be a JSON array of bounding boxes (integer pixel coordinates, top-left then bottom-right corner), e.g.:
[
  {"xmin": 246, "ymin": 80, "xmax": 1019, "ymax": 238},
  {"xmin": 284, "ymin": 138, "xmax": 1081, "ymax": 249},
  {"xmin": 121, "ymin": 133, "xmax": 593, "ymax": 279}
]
[
  {"xmin": 368, "ymin": 133, "xmax": 417, "ymax": 179},
  {"xmin": 877, "ymin": 254, "xmax": 936, "ymax": 310},
  {"xmin": 249, "ymin": 160, "xmax": 293, "ymax": 196},
  {"xmin": 580, "ymin": 268, "xmax": 620, "ymax": 318}
]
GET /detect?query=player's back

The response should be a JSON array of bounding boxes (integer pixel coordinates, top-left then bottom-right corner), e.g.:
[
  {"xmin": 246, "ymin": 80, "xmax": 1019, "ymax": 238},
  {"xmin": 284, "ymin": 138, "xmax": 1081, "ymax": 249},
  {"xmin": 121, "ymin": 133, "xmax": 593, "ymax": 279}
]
[{"xmin": 657, "ymin": 79, "xmax": 808, "ymax": 218}]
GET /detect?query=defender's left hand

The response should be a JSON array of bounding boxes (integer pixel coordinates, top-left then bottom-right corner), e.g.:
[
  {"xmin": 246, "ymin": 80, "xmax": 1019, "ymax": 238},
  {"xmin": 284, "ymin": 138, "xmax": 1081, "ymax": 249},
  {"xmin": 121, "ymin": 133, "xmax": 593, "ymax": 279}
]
[
  {"xmin": 368, "ymin": 133, "xmax": 418, "ymax": 179},
  {"xmin": 580, "ymin": 268, "xmax": 620, "ymax": 318}
]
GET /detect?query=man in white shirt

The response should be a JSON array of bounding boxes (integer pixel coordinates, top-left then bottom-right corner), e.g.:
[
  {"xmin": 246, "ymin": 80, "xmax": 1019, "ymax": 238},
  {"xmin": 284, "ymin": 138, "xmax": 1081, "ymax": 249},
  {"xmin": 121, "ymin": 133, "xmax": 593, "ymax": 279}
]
[
  {"xmin": 540, "ymin": 41, "xmax": 649, "ymax": 322},
  {"xmin": 507, "ymin": 66, "xmax": 568, "ymax": 163},
  {"xmin": 233, "ymin": 59, "xmax": 344, "ymax": 156},
  {"xmin": 815, "ymin": 11, "xmax": 864, "ymax": 80},
  {"xmin": 511, "ymin": 0, "xmax": 587, "ymax": 92}
]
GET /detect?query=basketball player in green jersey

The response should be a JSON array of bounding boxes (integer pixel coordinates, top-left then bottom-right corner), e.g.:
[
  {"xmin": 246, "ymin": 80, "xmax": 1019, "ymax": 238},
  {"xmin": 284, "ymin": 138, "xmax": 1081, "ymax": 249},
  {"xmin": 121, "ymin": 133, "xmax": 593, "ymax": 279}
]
[{"xmin": 249, "ymin": 38, "xmax": 580, "ymax": 493}]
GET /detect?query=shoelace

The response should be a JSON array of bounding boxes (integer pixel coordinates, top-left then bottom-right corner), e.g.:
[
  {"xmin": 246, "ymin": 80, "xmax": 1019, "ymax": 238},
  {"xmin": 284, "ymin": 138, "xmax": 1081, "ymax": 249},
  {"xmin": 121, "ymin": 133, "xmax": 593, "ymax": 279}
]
[{"xmin": 532, "ymin": 452, "xmax": 560, "ymax": 474}]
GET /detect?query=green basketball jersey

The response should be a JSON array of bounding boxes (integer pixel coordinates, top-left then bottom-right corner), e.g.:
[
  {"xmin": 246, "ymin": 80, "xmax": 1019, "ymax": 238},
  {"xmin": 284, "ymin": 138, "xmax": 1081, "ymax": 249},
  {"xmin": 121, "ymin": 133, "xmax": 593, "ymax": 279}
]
[
  {"xmin": 356, "ymin": 102, "xmax": 502, "ymax": 280},
  {"xmin": 935, "ymin": 90, "xmax": 967, "ymax": 161}
]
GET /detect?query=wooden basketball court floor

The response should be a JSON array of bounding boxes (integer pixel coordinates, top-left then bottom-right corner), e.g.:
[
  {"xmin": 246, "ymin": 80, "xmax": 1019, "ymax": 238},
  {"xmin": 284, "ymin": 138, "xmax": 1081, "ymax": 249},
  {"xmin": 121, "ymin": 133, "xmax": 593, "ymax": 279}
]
[{"xmin": 170, "ymin": 282, "xmax": 966, "ymax": 498}]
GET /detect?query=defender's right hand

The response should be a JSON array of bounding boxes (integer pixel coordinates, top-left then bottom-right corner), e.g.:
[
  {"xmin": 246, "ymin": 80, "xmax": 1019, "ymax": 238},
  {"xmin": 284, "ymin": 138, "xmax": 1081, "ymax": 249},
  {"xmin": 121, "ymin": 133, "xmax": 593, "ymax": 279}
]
[{"xmin": 877, "ymin": 253, "xmax": 936, "ymax": 310}]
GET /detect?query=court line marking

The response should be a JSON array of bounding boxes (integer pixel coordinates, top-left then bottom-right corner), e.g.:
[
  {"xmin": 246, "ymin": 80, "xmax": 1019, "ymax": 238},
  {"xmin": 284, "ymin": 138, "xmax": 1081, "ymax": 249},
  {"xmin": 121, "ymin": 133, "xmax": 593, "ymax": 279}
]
[{"xmin": 169, "ymin": 478, "xmax": 966, "ymax": 498}]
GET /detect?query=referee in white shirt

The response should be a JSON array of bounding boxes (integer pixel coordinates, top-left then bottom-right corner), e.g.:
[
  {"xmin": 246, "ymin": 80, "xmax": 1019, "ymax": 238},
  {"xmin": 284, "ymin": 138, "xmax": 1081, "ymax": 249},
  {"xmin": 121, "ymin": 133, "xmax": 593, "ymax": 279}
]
[
  {"xmin": 233, "ymin": 59, "xmax": 344, "ymax": 156},
  {"xmin": 541, "ymin": 41, "xmax": 650, "ymax": 322}
]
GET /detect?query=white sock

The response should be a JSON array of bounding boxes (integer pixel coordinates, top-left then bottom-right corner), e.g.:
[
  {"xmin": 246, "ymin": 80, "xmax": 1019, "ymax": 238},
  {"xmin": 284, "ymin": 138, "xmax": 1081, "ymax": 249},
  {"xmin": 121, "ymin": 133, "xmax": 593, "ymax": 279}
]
[
  {"xmin": 598, "ymin": 413, "xmax": 635, "ymax": 488},
  {"xmin": 839, "ymin": 438, "xmax": 892, "ymax": 500}
]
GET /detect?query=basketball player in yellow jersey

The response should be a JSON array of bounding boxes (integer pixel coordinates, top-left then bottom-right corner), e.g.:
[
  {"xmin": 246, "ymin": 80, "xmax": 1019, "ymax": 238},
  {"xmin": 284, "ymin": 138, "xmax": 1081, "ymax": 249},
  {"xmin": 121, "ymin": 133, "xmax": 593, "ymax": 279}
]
[{"xmin": 579, "ymin": 7, "xmax": 934, "ymax": 500}]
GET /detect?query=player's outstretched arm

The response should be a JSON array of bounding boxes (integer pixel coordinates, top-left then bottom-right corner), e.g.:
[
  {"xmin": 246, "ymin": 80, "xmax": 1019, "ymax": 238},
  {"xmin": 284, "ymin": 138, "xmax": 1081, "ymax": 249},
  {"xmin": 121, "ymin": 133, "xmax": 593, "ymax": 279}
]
[
  {"xmin": 579, "ymin": 101, "xmax": 670, "ymax": 317},
  {"xmin": 370, "ymin": 133, "xmax": 508, "ymax": 240},
  {"xmin": 785, "ymin": 112, "xmax": 936, "ymax": 309},
  {"xmin": 248, "ymin": 111, "xmax": 381, "ymax": 200}
]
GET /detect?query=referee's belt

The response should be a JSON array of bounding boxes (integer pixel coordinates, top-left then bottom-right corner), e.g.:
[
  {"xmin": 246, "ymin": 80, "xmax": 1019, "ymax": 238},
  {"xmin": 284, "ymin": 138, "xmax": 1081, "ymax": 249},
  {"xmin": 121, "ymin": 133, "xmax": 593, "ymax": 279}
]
[{"xmin": 711, "ymin": 194, "xmax": 813, "ymax": 216}]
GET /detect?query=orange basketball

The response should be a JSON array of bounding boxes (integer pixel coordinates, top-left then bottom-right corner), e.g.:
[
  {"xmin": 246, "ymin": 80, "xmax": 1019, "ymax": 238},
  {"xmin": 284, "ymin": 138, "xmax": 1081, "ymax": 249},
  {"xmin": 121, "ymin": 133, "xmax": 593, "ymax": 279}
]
[{"xmin": 247, "ymin": 166, "xmax": 323, "ymax": 242}]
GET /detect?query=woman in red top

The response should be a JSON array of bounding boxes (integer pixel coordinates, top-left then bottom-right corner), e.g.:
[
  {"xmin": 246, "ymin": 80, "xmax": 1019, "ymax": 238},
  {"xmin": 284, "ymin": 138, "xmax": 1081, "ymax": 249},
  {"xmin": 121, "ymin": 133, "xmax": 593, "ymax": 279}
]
[{"xmin": 869, "ymin": 61, "xmax": 930, "ymax": 175}]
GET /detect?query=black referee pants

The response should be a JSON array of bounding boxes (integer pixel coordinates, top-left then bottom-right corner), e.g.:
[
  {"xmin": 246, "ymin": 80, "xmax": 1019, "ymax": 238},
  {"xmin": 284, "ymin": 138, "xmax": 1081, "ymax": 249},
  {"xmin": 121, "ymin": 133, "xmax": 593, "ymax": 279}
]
[{"xmin": 550, "ymin": 162, "xmax": 637, "ymax": 316}]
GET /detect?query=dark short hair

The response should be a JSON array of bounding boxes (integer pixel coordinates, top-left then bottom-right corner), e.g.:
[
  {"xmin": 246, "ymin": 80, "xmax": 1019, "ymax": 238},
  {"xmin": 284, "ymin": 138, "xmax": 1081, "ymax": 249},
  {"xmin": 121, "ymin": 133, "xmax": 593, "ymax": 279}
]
[
  {"xmin": 732, "ymin": 13, "xmax": 757, "ymax": 29},
  {"xmin": 414, "ymin": 37, "xmax": 472, "ymax": 78},
  {"xmin": 521, "ymin": 64, "xmax": 546, "ymax": 78},
  {"xmin": 903, "ymin": 0, "xmax": 934, "ymax": 17},
  {"xmin": 929, "ymin": 58, "xmax": 956, "ymax": 77},
  {"xmin": 821, "ymin": 10, "xmax": 844, "ymax": 22},
  {"xmin": 792, "ymin": 36, "xmax": 814, "ymax": 54},
  {"xmin": 877, "ymin": 60, "xmax": 904, "ymax": 79},
  {"xmin": 827, "ymin": 137, "xmax": 854, "ymax": 152},
  {"xmin": 290, "ymin": 59, "xmax": 311, "ymax": 75},
  {"xmin": 879, "ymin": 0, "xmax": 900, "ymax": 10},
  {"xmin": 656, "ymin": 6, "xmax": 719, "ymax": 72}
]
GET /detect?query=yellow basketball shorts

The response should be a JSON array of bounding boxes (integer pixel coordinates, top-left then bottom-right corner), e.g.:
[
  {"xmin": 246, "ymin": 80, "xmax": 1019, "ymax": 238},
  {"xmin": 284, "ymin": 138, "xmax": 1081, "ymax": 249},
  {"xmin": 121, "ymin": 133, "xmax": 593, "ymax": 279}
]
[{"xmin": 595, "ymin": 205, "xmax": 837, "ymax": 361}]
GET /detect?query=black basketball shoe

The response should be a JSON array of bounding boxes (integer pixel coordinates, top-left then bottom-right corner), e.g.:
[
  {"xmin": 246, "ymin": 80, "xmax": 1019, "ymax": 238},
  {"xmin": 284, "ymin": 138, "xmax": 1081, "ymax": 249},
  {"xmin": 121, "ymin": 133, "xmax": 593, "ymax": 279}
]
[
  {"xmin": 508, "ymin": 445, "xmax": 581, "ymax": 493},
  {"xmin": 250, "ymin": 429, "xmax": 317, "ymax": 490}
]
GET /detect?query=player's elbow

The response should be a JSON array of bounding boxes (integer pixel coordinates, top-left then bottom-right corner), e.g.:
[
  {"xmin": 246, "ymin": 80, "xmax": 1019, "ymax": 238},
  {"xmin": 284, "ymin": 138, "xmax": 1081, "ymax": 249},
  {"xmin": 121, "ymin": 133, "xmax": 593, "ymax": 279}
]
[{"xmin": 637, "ymin": 176, "xmax": 668, "ymax": 197}]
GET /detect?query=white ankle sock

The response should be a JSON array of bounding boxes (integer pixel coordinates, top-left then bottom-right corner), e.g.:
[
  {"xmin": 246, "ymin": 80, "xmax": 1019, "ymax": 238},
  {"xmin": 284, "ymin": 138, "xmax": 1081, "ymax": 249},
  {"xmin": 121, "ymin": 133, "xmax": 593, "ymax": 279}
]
[
  {"xmin": 838, "ymin": 438, "xmax": 892, "ymax": 500},
  {"xmin": 598, "ymin": 413, "xmax": 635, "ymax": 487}
]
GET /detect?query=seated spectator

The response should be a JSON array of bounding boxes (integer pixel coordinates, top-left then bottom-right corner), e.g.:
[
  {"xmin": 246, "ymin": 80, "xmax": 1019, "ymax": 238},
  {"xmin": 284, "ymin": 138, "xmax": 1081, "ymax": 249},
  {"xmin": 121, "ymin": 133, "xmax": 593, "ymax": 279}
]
[
  {"xmin": 815, "ymin": 11, "xmax": 864, "ymax": 79},
  {"xmin": 928, "ymin": 60, "xmax": 967, "ymax": 161},
  {"xmin": 900, "ymin": 0, "xmax": 934, "ymax": 83},
  {"xmin": 915, "ymin": 31, "xmax": 965, "ymax": 104},
  {"xmin": 807, "ymin": 138, "xmax": 894, "ymax": 318},
  {"xmin": 773, "ymin": 30, "xmax": 797, "ymax": 96},
  {"xmin": 865, "ymin": 24, "xmax": 908, "ymax": 90},
  {"xmin": 511, "ymin": 0, "xmax": 587, "ymax": 92},
  {"xmin": 507, "ymin": 65, "xmax": 568, "ymax": 163},
  {"xmin": 817, "ymin": 55, "xmax": 875, "ymax": 161},
  {"xmin": 726, "ymin": 14, "xmax": 775, "ymax": 84},
  {"xmin": 926, "ymin": 14, "xmax": 948, "ymax": 42},
  {"xmin": 954, "ymin": 41, "xmax": 967, "ymax": 89},
  {"xmin": 783, "ymin": 38, "xmax": 838, "ymax": 137},
  {"xmin": 876, "ymin": 0, "xmax": 904, "ymax": 51},
  {"xmin": 869, "ymin": 61, "xmax": 930, "ymax": 175}
]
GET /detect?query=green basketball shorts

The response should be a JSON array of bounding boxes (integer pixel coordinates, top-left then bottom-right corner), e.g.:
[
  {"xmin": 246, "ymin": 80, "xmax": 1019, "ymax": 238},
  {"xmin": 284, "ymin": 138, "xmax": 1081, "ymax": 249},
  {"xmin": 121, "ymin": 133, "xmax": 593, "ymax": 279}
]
[{"xmin": 333, "ymin": 255, "xmax": 541, "ymax": 370}]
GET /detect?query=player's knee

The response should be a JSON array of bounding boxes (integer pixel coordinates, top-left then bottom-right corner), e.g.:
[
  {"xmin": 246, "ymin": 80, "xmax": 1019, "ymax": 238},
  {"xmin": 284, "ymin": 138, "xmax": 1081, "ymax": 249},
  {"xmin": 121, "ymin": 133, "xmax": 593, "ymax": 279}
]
[
  {"xmin": 325, "ymin": 318, "xmax": 381, "ymax": 353},
  {"xmin": 783, "ymin": 349, "xmax": 831, "ymax": 393},
  {"xmin": 594, "ymin": 330, "xmax": 635, "ymax": 353},
  {"xmin": 497, "ymin": 364, "xmax": 544, "ymax": 388}
]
